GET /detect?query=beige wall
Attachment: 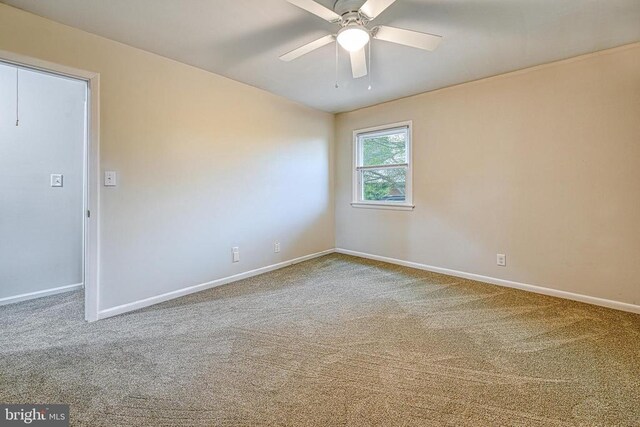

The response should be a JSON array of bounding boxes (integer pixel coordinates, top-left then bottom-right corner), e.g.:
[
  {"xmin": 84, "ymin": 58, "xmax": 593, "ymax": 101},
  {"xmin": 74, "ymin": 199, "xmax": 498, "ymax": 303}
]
[
  {"xmin": 336, "ymin": 44, "xmax": 640, "ymax": 306},
  {"xmin": 0, "ymin": 3, "xmax": 335, "ymax": 311},
  {"xmin": 1, "ymin": 2, "xmax": 638, "ymax": 312}
]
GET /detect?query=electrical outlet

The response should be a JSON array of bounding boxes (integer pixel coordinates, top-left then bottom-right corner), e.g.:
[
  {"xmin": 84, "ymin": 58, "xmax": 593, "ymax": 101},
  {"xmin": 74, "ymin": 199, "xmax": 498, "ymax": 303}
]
[
  {"xmin": 497, "ymin": 254, "xmax": 506, "ymax": 267},
  {"xmin": 274, "ymin": 242, "xmax": 280, "ymax": 253},
  {"xmin": 232, "ymin": 247, "xmax": 240, "ymax": 263}
]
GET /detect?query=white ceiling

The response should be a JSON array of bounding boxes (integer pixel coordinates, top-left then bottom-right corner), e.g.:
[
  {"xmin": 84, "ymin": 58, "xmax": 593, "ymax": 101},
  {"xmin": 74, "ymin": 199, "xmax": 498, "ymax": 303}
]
[{"xmin": 2, "ymin": 0, "xmax": 639, "ymax": 113}]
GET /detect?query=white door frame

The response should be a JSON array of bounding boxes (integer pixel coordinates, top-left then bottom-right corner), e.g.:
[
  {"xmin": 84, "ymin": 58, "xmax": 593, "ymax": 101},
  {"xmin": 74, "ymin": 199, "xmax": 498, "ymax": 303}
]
[{"xmin": 0, "ymin": 49, "xmax": 101, "ymax": 321}]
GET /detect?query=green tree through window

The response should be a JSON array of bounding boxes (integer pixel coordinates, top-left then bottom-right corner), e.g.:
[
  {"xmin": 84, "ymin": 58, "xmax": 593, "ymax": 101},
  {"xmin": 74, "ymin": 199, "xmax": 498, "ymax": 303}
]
[{"xmin": 355, "ymin": 124, "xmax": 411, "ymax": 205}]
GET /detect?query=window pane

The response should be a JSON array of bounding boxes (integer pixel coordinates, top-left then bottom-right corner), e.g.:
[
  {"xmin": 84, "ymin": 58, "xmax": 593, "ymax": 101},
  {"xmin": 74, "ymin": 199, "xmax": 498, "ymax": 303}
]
[
  {"xmin": 361, "ymin": 167, "xmax": 407, "ymax": 202},
  {"xmin": 361, "ymin": 130, "xmax": 407, "ymax": 166}
]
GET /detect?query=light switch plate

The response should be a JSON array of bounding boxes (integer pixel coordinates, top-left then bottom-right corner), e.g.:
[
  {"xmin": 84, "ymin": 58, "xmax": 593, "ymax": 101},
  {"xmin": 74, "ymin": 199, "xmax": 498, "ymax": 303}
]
[
  {"xmin": 50, "ymin": 174, "xmax": 63, "ymax": 187},
  {"xmin": 104, "ymin": 171, "xmax": 117, "ymax": 187}
]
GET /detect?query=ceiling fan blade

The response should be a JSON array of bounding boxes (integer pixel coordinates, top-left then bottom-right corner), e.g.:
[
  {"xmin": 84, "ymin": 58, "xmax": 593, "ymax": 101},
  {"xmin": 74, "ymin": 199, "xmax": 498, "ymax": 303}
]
[
  {"xmin": 286, "ymin": 0, "xmax": 342, "ymax": 23},
  {"xmin": 279, "ymin": 34, "xmax": 335, "ymax": 62},
  {"xmin": 359, "ymin": 0, "xmax": 397, "ymax": 20},
  {"xmin": 374, "ymin": 26, "xmax": 442, "ymax": 51},
  {"xmin": 350, "ymin": 48, "xmax": 368, "ymax": 79}
]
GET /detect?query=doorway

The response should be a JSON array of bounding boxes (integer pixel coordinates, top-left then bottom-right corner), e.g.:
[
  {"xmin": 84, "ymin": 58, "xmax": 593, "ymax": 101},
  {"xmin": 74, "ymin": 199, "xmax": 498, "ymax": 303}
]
[{"xmin": 0, "ymin": 51, "xmax": 100, "ymax": 321}]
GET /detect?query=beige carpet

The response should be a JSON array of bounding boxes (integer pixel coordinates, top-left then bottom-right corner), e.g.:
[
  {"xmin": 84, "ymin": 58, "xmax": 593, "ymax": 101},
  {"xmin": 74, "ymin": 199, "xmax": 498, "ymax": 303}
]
[{"xmin": 1, "ymin": 254, "xmax": 638, "ymax": 426}]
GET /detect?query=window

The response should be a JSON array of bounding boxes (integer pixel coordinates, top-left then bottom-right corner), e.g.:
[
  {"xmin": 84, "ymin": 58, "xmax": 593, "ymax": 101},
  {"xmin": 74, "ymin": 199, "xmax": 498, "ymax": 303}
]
[{"xmin": 352, "ymin": 121, "xmax": 413, "ymax": 210}]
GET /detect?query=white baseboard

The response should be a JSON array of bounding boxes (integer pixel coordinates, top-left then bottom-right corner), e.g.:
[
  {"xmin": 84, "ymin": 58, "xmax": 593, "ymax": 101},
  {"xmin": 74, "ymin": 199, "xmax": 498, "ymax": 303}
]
[
  {"xmin": 97, "ymin": 249, "xmax": 336, "ymax": 320},
  {"xmin": 335, "ymin": 248, "xmax": 640, "ymax": 314},
  {"xmin": 95, "ymin": 246, "xmax": 639, "ymax": 320},
  {"xmin": 0, "ymin": 283, "xmax": 84, "ymax": 307}
]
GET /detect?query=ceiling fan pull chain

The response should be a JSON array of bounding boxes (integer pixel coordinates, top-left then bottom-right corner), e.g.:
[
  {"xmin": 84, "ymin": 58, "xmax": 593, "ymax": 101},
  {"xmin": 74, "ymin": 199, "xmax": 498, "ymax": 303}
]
[
  {"xmin": 368, "ymin": 40, "xmax": 372, "ymax": 90},
  {"xmin": 335, "ymin": 39, "xmax": 339, "ymax": 89},
  {"xmin": 15, "ymin": 68, "xmax": 20, "ymax": 126}
]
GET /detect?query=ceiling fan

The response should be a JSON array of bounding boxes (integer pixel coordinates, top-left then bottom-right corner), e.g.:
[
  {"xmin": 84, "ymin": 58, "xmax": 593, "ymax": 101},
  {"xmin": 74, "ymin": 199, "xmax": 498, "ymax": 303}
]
[{"xmin": 280, "ymin": 0, "xmax": 443, "ymax": 80}]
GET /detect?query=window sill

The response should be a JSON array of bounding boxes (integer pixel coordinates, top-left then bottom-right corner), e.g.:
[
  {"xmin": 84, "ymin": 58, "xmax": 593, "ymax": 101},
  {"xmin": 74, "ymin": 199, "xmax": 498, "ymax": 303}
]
[{"xmin": 351, "ymin": 202, "xmax": 415, "ymax": 211}]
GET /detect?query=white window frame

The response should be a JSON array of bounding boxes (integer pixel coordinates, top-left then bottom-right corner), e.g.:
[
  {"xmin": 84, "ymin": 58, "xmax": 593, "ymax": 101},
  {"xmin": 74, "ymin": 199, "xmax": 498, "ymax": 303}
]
[{"xmin": 352, "ymin": 121, "xmax": 414, "ymax": 211}]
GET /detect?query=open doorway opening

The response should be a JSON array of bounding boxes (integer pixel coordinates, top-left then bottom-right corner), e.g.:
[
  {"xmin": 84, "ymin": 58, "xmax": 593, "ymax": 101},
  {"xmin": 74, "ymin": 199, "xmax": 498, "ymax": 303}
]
[{"xmin": 0, "ymin": 53, "xmax": 99, "ymax": 321}]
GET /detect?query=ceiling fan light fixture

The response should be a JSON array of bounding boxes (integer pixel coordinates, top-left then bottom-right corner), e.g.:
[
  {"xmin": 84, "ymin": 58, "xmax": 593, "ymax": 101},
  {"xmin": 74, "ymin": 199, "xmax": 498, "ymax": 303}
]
[{"xmin": 337, "ymin": 25, "xmax": 370, "ymax": 52}]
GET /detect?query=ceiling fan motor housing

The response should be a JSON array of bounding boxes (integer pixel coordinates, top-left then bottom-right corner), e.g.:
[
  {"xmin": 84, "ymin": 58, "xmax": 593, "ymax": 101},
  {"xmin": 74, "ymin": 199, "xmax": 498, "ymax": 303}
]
[{"xmin": 334, "ymin": 0, "xmax": 368, "ymax": 22}]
